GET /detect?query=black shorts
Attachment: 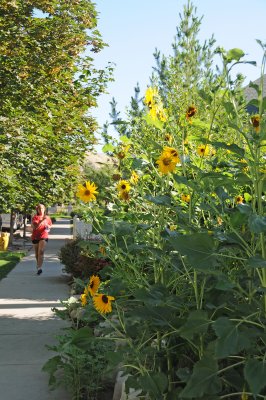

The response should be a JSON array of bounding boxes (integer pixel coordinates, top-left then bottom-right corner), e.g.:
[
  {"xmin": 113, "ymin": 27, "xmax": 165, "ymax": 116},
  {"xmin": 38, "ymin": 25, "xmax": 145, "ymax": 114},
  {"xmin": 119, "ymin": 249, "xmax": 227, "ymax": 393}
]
[{"xmin": 32, "ymin": 238, "xmax": 48, "ymax": 244}]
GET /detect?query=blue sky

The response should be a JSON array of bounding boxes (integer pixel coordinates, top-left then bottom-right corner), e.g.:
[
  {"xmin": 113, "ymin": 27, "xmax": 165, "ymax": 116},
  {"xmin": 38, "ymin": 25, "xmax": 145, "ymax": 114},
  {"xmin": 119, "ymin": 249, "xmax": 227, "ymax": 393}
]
[{"xmin": 92, "ymin": 0, "xmax": 266, "ymax": 145}]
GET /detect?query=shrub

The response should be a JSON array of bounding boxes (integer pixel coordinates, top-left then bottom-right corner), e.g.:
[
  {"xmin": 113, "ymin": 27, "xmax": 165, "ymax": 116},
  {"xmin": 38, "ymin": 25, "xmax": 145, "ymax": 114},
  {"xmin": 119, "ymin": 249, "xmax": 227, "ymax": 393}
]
[
  {"xmin": 58, "ymin": 238, "xmax": 81, "ymax": 276},
  {"xmin": 73, "ymin": 254, "xmax": 111, "ymax": 280},
  {"xmin": 58, "ymin": 238, "xmax": 111, "ymax": 280},
  {"xmin": 43, "ymin": 325, "xmax": 115, "ymax": 400}
]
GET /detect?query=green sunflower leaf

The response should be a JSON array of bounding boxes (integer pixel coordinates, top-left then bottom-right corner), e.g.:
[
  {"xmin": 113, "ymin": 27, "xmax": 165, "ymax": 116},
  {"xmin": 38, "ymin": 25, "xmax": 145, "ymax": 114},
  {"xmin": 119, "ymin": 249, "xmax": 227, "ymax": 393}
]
[
  {"xmin": 210, "ymin": 141, "xmax": 244, "ymax": 157},
  {"xmin": 70, "ymin": 327, "xmax": 94, "ymax": 349},
  {"xmin": 226, "ymin": 48, "xmax": 245, "ymax": 62},
  {"xmin": 102, "ymin": 143, "xmax": 115, "ymax": 153},
  {"xmin": 198, "ymin": 89, "xmax": 213, "ymax": 104},
  {"xmin": 213, "ymin": 317, "xmax": 250, "ymax": 358},
  {"xmin": 180, "ymin": 355, "xmax": 221, "ymax": 398},
  {"xmin": 190, "ymin": 118, "xmax": 210, "ymax": 130},
  {"xmin": 105, "ymin": 350, "xmax": 124, "ymax": 368},
  {"xmin": 179, "ymin": 310, "xmax": 210, "ymax": 340},
  {"xmin": 168, "ymin": 232, "xmax": 217, "ymax": 270},
  {"xmin": 247, "ymin": 256, "xmax": 266, "ymax": 268},
  {"xmin": 176, "ymin": 367, "xmax": 191, "ymax": 382},
  {"xmin": 119, "ymin": 135, "xmax": 132, "ymax": 143},
  {"xmin": 144, "ymin": 113, "xmax": 163, "ymax": 130},
  {"xmin": 223, "ymin": 101, "xmax": 235, "ymax": 116},
  {"xmin": 145, "ymin": 194, "xmax": 172, "ymax": 206},
  {"xmin": 172, "ymin": 174, "xmax": 196, "ymax": 189},
  {"xmin": 139, "ymin": 372, "xmax": 168, "ymax": 397},
  {"xmin": 101, "ymin": 220, "xmax": 135, "ymax": 236},
  {"xmin": 244, "ymin": 359, "xmax": 266, "ymax": 395},
  {"xmin": 248, "ymin": 213, "xmax": 266, "ymax": 233},
  {"xmin": 229, "ymin": 209, "xmax": 248, "ymax": 227},
  {"xmin": 237, "ymin": 203, "xmax": 252, "ymax": 214}
]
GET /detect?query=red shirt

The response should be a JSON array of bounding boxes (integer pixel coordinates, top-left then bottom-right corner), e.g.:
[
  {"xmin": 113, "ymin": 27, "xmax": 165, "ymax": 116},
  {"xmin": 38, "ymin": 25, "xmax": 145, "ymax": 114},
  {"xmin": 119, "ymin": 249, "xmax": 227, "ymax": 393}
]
[{"xmin": 31, "ymin": 215, "xmax": 52, "ymax": 240}]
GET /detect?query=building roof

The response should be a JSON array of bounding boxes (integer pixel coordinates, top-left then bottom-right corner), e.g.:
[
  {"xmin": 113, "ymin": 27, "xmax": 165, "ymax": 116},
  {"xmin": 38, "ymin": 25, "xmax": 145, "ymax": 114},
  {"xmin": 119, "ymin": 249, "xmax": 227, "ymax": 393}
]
[
  {"xmin": 244, "ymin": 74, "xmax": 266, "ymax": 113},
  {"xmin": 244, "ymin": 74, "xmax": 266, "ymax": 100}
]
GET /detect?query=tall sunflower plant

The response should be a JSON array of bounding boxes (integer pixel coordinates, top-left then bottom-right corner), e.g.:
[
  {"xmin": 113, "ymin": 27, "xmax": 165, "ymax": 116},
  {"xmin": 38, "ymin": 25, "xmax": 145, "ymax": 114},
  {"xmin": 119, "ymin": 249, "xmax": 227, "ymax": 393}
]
[{"xmin": 72, "ymin": 50, "xmax": 266, "ymax": 398}]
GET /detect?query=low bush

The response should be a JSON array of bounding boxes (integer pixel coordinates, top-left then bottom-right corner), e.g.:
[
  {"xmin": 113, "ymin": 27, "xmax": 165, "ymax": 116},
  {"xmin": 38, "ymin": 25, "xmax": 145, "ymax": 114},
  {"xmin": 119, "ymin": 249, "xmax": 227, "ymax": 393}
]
[
  {"xmin": 43, "ymin": 325, "xmax": 115, "ymax": 400},
  {"xmin": 58, "ymin": 239, "xmax": 81, "ymax": 276},
  {"xmin": 43, "ymin": 298, "xmax": 116, "ymax": 400},
  {"xmin": 58, "ymin": 238, "xmax": 111, "ymax": 280}
]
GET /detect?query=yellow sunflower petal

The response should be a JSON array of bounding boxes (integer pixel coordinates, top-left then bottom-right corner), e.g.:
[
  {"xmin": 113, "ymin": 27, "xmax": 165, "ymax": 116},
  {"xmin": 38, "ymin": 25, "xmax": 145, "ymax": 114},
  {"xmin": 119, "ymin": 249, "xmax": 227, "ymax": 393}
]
[
  {"xmin": 76, "ymin": 181, "xmax": 98, "ymax": 203},
  {"xmin": 93, "ymin": 294, "xmax": 115, "ymax": 314},
  {"xmin": 156, "ymin": 152, "xmax": 177, "ymax": 174},
  {"xmin": 117, "ymin": 180, "xmax": 131, "ymax": 192},
  {"xmin": 88, "ymin": 275, "xmax": 100, "ymax": 296},
  {"xmin": 197, "ymin": 144, "xmax": 210, "ymax": 157},
  {"xmin": 80, "ymin": 293, "xmax": 88, "ymax": 306}
]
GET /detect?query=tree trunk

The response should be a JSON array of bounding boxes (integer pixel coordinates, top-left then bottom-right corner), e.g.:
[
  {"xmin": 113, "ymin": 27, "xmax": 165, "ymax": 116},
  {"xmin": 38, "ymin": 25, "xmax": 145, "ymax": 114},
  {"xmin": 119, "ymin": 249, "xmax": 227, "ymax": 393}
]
[{"xmin": 9, "ymin": 209, "xmax": 15, "ymax": 246}]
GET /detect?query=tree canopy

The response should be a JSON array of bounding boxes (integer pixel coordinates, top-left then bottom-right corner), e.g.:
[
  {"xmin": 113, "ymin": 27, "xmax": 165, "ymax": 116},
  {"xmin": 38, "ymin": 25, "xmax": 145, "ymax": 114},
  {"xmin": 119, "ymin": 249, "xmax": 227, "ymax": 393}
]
[{"xmin": 0, "ymin": 0, "xmax": 112, "ymax": 213}]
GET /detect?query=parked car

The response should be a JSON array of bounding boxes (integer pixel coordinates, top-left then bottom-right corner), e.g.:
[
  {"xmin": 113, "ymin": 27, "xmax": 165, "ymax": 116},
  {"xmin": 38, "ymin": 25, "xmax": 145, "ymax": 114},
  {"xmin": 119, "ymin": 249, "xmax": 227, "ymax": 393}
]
[{"xmin": 0, "ymin": 213, "xmax": 24, "ymax": 232}]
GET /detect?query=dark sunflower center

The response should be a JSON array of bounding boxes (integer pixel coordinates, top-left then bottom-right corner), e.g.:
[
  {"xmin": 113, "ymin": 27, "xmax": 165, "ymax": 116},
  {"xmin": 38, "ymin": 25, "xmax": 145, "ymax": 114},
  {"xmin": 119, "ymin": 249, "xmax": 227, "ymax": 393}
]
[
  {"xmin": 187, "ymin": 107, "xmax": 196, "ymax": 117},
  {"xmin": 200, "ymin": 148, "xmax": 205, "ymax": 153},
  {"xmin": 90, "ymin": 282, "xmax": 94, "ymax": 288},
  {"xmin": 163, "ymin": 157, "xmax": 172, "ymax": 166},
  {"xmin": 251, "ymin": 117, "xmax": 260, "ymax": 127},
  {"xmin": 102, "ymin": 295, "xmax": 108, "ymax": 304},
  {"xmin": 121, "ymin": 184, "xmax": 126, "ymax": 190},
  {"xmin": 85, "ymin": 189, "xmax": 91, "ymax": 195}
]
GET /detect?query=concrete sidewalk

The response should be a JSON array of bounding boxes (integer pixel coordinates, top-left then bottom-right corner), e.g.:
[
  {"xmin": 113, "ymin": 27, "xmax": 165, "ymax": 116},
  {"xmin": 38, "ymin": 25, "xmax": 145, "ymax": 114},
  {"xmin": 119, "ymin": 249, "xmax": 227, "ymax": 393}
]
[{"xmin": 0, "ymin": 218, "xmax": 73, "ymax": 400}]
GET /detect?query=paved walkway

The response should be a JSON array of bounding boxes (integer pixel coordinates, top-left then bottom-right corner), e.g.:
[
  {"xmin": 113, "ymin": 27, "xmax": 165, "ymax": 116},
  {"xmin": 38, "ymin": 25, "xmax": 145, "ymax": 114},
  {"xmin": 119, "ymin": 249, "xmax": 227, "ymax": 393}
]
[{"xmin": 0, "ymin": 218, "xmax": 73, "ymax": 400}]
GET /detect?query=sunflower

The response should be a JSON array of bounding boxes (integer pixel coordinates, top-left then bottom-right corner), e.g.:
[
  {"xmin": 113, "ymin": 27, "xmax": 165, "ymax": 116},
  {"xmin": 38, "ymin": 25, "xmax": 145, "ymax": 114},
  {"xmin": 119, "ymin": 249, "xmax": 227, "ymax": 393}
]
[
  {"xmin": 87, "ymin": 275, "xmax": 100, "ymax": 296},
  {"xmin": 116, "ymin": 144, "xmax": 131, "ymax": 159},
  {"xmin": 235, "ymin": 195, "xmax": 244, "ymax": 204},
  {"xmin": 186, "ymin": 105, "xmax": 197, "ymax": 119},
  {"xmin": 210, "ymin": 147, "xmax": 216, "ymax": 156},
  {"xmin": 80, "ymin": 293, "xmax": 88, "ymax": 307},
  {"xmin": 130, "ymin": 170, "xmax": 139, "ymax": 184},
  {"xmin": 163, "ymin": 147, "xmax": 180, "ymax": 162},
  {"xmin": 76, "ymin": 181, "xmax": 98, "ymax": 203},
  {"xmin": 240, "ymin": 158, "xmax": 249, "ymax": 173},
  {"xmin": 158, "ymin": 108, "xmax": 168, "ymax": 122},
  {"xmin": 251, "ymin": 114, "xmax": 260, "ymax": 128},
  {"xmin": 217, "ymin": 216, "xmax": 223, "ymax": 225},
  {"xmin": 149, "ymin": 106, "xmax": 158, "ymax": 120},
  {"xmin": 99, "ymin": 245, "xmax": 106, "ymax": 256},
  {"xmin": 119, "ymin": 190, "xmax": 130, "ymax": 201},
  {"xmin": 156, "ymin": 151, "xmax": 177, "ymax": 174},
  {"xmin": 112, "ymin": 173, "xmax": 121, "ymax": 181},
  {"xmin": 164, "ymin": 133, "xmax": 173, "ymax": 144},
  {"xmin": 144, "ymin": 86, "xmax": 158, "ymax": 108},
  {"xmin": 181, "ymin": 193, "xmax": 190, "ymax": 203},
  {"xmin": 251, "ymin": 115, "xmax": 260, "ymax": 133},
  {"xmin": 197, "ymin": 144, "xmax": 210, "ymax": 157},
  {"xmin": 226, "ymin": 143, "xmax": 232, "ymax": 154},
  {"xmin": 169, "ymin": 225, "xmax": 177, "ymax": 231},
  {"xmin": 117, "ymin": 180, "xmax": 131, "ymax": 192},
  {"xmin": 93, "ymin": 294, "xmax": 115, "ymax": 314}
]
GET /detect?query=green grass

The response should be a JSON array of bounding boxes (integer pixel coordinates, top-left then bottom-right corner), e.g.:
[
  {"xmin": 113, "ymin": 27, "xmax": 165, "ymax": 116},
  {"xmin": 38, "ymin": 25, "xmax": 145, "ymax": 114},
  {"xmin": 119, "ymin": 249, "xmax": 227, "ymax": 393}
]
[
  {"xmin": 48, "ymin": 213, "xmax": 72, "ymax": 219},
  {"xmin": 0, "ymin": 251, "xmax": 26, "ymax": 281}
]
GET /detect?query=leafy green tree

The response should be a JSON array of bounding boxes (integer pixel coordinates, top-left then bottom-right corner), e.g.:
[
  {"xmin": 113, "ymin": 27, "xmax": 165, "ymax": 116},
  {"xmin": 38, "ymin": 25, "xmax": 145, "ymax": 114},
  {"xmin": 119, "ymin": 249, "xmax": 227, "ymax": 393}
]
[{"xmin": 0, "ymin": 0, "xmax": 112, "ymax": 220}]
